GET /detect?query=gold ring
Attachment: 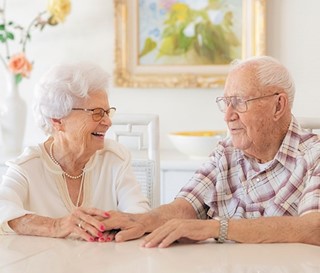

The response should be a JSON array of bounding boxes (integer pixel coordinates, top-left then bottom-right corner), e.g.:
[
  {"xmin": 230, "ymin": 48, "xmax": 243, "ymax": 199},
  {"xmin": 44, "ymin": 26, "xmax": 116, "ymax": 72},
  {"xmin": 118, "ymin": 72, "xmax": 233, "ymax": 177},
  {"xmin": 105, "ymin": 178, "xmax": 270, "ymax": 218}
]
[{"xmin": 78, "ymin": 220, "xmax": 84, "ymax": 229}]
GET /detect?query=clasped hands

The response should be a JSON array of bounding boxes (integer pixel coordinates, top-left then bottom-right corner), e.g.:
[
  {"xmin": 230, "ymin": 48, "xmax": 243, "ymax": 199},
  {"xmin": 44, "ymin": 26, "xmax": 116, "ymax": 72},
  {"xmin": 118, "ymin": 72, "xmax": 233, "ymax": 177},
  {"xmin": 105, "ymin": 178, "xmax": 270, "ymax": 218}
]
[
  {"xmin": 83, "ymin": 210, "xmax": 215, "ymax": 247},
  {"xmin": 60, "ymin": 209, "xmax": 215, "ymax": 247}
]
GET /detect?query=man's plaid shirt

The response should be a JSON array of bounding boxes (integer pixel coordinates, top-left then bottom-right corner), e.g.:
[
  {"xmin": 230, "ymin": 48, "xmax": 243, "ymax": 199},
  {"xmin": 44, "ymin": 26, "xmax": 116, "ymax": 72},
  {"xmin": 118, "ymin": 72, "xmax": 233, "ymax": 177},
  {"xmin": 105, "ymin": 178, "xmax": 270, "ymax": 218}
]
[{"xmin": 177, "ymin": 117, "xmax": 320, "ymax": 219}]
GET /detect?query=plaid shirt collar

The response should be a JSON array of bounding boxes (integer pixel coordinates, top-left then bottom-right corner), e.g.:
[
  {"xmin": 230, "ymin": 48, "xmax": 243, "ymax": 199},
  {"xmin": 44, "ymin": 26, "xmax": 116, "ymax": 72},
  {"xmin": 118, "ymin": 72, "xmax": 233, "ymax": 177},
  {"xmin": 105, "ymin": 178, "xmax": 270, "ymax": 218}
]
[{"xmin": 274, "ymin": 116, "xmax": 302, "ymax": 172}]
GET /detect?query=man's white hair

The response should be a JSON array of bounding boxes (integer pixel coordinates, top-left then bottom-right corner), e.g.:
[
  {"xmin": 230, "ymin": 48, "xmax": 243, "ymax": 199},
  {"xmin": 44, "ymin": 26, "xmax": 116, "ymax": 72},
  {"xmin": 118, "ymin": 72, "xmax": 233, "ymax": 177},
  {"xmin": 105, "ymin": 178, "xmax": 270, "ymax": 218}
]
[{"xmin": 230, "ymin": 56, "xmax": 295, "ymax": 108}]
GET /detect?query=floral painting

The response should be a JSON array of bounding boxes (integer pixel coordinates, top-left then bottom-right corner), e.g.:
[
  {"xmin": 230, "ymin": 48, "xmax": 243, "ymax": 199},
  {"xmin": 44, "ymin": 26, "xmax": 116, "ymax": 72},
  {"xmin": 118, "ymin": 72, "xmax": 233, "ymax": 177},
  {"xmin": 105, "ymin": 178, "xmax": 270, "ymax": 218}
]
[
  {"xmin": 138, "ymin": 0, "xmax": 242, "ymax": 66},
  {"xmin": 113, "ymin": 0, "xmax": 266, "ymax": 88}
]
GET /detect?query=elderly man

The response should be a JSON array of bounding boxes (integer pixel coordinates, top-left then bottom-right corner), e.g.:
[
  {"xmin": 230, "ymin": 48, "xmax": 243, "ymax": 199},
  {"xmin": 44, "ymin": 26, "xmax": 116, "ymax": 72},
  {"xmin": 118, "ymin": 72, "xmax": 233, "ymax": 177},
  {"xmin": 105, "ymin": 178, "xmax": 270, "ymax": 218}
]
[{"xmin": 104, "ymin": 56, "xmax": 320, "ymax": 247}]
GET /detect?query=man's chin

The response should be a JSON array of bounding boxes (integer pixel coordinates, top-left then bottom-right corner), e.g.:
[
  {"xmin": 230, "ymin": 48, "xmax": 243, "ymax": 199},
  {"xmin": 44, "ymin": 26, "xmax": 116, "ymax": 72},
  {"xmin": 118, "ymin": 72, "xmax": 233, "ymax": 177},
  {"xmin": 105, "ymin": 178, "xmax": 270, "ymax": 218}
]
[{"xmin": 231, "ymin": 138, "xmax": 250, "ymax": 151}]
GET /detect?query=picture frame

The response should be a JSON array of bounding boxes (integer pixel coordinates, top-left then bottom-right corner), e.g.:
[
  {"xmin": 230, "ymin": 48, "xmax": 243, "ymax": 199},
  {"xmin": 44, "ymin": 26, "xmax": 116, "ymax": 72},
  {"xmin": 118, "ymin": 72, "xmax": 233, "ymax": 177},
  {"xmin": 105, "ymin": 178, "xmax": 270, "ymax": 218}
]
[{"xmin": 114, "ymin": 0, "xmax": 266, "ymax": 88}]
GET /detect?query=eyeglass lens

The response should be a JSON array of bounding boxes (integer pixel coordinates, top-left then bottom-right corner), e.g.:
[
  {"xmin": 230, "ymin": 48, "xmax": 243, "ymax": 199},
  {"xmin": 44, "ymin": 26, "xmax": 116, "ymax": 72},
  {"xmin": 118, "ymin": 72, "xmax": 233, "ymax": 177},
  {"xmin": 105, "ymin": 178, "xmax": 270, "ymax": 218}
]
[
  {"xmin": 216, "ymin": 97, "xmax": 247, "ymax": 113},
  {"xmin": 92, "ymin": 107, "xmax": 116, "ymax": 121}
]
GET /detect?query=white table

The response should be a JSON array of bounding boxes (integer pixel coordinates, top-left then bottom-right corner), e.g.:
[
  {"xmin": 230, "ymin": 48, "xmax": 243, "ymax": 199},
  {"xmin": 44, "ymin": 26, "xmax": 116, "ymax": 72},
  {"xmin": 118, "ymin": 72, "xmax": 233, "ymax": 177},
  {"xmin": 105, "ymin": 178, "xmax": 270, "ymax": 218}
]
[{"xmin": 0, "ymin": 235, "xmax": 319, "ymax": 273}]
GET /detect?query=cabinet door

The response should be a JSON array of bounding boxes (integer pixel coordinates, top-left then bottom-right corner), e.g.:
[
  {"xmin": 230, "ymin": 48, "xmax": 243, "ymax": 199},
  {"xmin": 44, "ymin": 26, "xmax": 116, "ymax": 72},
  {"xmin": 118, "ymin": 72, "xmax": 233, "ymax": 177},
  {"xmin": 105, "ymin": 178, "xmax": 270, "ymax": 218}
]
[{"xmin": 160, "ymin": 170, "xmax": 195, "ymax": 204}]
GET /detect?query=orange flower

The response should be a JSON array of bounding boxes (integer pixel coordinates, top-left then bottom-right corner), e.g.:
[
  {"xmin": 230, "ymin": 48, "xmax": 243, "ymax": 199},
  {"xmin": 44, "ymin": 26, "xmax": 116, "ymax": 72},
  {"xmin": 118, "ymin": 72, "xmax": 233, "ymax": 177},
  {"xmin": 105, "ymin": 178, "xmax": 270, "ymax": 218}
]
[{"xmin": 8, "ymin": 53, "xmax": 33, "ymax": 77}]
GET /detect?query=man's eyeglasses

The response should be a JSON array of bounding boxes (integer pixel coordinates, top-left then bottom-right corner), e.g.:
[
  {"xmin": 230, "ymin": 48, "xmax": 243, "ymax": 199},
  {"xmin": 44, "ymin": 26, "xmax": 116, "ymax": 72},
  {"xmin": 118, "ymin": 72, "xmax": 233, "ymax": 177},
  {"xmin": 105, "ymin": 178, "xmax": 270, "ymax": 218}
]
[
  {"xmin": 72, "ymin": 107, "xmax": 116, "ymax": 122},
  {"xmin": 215, "ymin": 93, "xmax": 279, "ymax": 113}
]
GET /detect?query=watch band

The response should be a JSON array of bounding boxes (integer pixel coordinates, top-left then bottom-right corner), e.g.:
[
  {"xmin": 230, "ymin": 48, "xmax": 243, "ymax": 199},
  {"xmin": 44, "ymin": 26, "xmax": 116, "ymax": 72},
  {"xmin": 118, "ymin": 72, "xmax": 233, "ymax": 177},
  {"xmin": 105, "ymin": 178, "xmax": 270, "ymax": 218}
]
[{"xmin": 217, "ymin": 218, "xmax": 229, "ymax": 243}]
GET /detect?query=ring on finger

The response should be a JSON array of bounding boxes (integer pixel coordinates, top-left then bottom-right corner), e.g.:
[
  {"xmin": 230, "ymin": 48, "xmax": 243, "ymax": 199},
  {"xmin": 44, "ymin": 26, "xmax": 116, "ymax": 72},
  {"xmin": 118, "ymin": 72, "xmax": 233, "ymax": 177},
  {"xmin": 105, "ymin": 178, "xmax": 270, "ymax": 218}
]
[{"xmin": 78, "ymin": 220, "xmax": 84, "ymax": 229}]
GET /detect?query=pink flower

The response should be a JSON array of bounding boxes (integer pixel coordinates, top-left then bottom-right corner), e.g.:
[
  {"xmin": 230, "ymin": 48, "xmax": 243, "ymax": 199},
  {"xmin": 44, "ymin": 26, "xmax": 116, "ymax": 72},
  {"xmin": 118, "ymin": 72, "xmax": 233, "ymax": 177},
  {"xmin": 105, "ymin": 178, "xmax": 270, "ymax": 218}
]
[
  {"xmin": 160, "ymin": 0, "xmax": 177, "ymax": 11},
  {"xmin": 8, "ymin": 53, "xmax": 33, "ymax": 77}
]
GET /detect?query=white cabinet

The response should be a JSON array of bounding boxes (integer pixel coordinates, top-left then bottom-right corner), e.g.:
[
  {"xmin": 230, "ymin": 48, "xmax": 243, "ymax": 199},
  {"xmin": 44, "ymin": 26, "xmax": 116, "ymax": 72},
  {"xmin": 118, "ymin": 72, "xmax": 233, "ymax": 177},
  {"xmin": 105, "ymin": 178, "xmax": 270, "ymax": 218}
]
[{"xmin": 160, "ymin": 150, "xmax": 206, "ymax": 204}]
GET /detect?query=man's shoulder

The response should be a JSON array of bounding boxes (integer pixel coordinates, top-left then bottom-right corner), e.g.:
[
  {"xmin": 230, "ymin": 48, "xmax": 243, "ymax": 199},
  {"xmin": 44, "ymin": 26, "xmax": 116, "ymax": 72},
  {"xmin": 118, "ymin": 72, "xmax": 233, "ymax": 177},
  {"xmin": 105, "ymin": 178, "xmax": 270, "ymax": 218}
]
[{"xmin": 298, "ymin": 133, "xmax": 320, "ymax": 153}]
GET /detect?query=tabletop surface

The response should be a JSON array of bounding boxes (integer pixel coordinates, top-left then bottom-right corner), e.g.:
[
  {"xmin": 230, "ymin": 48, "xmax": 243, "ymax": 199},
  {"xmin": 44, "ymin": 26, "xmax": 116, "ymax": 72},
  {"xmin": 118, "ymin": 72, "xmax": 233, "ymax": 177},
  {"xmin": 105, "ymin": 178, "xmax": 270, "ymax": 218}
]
[{"xmin": 0, "ymin": 235, "xmax": 319, "ymax": 273}]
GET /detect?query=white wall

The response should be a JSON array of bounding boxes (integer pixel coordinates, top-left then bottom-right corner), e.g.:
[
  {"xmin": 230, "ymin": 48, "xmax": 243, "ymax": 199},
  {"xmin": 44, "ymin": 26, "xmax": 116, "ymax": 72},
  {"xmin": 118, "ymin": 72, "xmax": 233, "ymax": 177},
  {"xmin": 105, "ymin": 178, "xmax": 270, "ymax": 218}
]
[{"xmin": 1, "ymin": 0, "xmax": 320, "ymax": 152}]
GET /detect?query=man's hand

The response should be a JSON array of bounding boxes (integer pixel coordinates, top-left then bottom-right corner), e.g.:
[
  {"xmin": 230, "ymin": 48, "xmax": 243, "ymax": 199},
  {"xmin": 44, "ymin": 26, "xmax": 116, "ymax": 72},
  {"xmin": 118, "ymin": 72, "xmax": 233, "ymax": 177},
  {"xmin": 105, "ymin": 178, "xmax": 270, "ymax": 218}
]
[
  {"xmin": 101, "ymin": 211, "xmax": 147, "ymax": 242},
  {"xmin": 141, "ymin": 219, "xmax": 218, "ymax": 248}
]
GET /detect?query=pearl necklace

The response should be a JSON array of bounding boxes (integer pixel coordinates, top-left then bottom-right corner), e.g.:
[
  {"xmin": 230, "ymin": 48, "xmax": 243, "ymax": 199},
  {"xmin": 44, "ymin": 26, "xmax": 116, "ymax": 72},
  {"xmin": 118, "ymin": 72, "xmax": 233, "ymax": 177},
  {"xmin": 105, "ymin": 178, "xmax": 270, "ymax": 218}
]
[{"xmin": 49, "ymin": 142, "xmax": 84, "ymax": 180}]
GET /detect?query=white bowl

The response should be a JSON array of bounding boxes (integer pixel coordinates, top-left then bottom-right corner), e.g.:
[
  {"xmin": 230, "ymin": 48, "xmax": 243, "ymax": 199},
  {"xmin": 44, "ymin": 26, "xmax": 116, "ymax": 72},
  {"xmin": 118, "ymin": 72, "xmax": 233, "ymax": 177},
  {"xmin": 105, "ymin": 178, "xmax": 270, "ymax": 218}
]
[{"xmin": 169, "ymin": 130, "xmax": 226, "ymax": 159}]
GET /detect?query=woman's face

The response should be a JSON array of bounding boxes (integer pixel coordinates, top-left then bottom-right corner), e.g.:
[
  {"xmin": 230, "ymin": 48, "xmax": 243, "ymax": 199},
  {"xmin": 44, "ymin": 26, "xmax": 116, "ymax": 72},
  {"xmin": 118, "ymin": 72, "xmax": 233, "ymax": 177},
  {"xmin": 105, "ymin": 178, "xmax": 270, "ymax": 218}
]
[{"xmin": 61, "ymin": 91, "xmax": 112, "ymax": 154}]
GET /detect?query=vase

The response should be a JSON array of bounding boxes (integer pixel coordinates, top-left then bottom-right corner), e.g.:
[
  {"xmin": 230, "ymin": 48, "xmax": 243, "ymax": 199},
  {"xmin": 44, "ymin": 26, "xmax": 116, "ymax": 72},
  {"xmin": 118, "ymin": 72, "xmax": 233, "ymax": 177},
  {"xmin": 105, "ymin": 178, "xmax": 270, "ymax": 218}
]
[{"xmin": 0, "ymin": 73, "xmax": 27, "ymax": 158}]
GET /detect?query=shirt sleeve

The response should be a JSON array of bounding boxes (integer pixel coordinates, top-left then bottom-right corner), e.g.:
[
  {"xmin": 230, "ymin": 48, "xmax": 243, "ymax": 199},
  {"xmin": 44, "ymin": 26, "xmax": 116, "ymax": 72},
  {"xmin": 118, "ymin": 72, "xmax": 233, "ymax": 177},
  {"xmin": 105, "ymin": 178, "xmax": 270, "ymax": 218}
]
[
  {"xmin": 298, "ymin": 160, "xmax": 320, "ymax": 215},
  {"xmin": 0, "ymin": 167, "xmax": 35, "ymax": 234},
  {"xmin": 176, "ymin": 156, "xmax": 219, "ymax": 219}
]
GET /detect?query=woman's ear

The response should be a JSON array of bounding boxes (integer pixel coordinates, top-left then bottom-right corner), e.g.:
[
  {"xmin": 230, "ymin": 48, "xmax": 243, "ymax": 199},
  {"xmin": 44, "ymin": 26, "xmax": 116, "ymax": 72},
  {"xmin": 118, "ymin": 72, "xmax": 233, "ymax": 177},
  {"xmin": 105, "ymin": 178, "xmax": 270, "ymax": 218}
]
[
  {"xmin": 51, "ymin": 118, "xmax": 63, "ymax": 131},
  {"xmin": 274, "ymin": 93, "xmax": 288, "ymax": 120}
]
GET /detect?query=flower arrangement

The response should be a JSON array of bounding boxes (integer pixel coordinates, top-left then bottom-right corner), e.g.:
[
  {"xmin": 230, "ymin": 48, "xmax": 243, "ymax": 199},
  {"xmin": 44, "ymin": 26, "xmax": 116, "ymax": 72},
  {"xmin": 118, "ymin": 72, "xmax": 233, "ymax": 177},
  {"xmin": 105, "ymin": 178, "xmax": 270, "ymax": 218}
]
[{"xmin": 0, "ymin": 0, "xmax": 71, "ymax": 85}]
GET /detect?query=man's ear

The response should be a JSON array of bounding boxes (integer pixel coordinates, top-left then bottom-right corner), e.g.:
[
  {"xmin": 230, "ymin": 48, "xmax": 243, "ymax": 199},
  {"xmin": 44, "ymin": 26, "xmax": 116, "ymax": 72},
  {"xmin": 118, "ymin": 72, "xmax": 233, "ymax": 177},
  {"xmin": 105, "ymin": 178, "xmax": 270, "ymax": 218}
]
[{"xmin": 274, "ymin": 93, "xmax": 288, "ymax": 120}]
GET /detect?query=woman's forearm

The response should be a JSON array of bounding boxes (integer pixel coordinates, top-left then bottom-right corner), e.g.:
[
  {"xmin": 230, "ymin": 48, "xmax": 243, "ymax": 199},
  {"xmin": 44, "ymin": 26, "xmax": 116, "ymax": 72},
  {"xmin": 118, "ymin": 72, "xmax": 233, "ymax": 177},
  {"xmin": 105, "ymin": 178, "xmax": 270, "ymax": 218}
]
[
  {"xmin": 8, "ymin": 214, "xmax": 58, "ymax": 237},
  {"xmin": 8, "ymin": 207, "xmax": 111, "ymax": 241}
]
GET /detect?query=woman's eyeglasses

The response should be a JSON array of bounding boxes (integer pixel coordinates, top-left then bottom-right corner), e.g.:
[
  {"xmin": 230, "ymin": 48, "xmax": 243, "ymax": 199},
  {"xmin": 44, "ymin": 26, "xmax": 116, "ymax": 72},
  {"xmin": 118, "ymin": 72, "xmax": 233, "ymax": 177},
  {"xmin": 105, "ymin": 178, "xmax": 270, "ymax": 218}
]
[{"xmin": 72, "ymin": 107, "xmax": 116, "ymax": 122}]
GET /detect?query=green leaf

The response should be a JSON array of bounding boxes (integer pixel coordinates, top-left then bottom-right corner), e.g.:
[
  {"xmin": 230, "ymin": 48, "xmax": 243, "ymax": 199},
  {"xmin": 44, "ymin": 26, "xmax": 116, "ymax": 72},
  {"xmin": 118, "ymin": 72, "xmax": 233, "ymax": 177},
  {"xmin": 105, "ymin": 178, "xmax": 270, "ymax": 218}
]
[
  {"xmin": 139, "ymin": 37, "xmax": 157, "ymax": 58},
  {"xmin": 0, "ymin": 24, "xmax": 5, "ymax": 30},
  {"xmin": 6, "ymin": 32, "xmax": 14, "ymax": 40},
  {"xmin": 158, "ymin": 36, "xmax": 176, "ymax": 57},
  {"xmin": 15, "ymin": 74, "xmax": 23, "ymax": 85},
  {"xmin": 193, "ymin": 22, "xmax": 233, "ymax": 64},
  {"xmin": 0, "ymin": 35, "xmax": 5, "ymax": 43},
  {"xmin": 177, "ymin": 29, "xmax": 193, "ymax": 52}
]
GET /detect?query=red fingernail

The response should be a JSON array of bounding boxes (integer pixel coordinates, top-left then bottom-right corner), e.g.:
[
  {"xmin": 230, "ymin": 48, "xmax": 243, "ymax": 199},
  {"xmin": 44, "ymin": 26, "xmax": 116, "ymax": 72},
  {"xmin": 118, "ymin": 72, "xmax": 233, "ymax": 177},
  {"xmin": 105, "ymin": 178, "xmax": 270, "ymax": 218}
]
[
  {"xmin": 98, "ymin": 232, "xmax": 103, "ymax": 237},
  {"xmin": 89, "ymin": 237, "xmax": 95, "ymax": 242},
  {"xmin": 100, "ymin": 225, "xmax": 105, "ymax": 231},
  {"xmin": 106, "ymin": 237, "xmax": 111, "ymax": 242},
  {"xmin": 104, "ymin": 212, "xmax": 110, "ymax": 217}
]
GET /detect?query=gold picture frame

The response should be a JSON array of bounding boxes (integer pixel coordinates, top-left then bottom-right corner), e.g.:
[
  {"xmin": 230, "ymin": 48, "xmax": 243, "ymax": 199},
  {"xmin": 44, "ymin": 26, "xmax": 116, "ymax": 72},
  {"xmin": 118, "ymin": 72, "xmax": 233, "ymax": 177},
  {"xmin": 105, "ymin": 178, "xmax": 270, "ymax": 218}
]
[{"xmin": 114, "ymin": 0, "xmax": 266, "ymax": 88}]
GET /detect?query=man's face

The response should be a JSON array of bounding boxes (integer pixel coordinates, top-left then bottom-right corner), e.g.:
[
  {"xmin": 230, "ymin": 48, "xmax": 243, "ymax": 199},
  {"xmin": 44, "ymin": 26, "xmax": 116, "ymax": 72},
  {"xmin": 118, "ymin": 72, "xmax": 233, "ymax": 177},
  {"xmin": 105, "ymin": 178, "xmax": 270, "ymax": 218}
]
[{"xmin": 223, "ymin": 66, "xmax": 278, "ymax": 158}]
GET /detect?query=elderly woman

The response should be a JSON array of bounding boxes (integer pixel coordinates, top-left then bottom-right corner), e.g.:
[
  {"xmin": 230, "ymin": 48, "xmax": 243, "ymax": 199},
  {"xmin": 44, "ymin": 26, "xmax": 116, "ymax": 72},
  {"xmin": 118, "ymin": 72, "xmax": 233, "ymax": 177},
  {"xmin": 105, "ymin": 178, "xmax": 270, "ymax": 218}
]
[{"xmin": 0, "ymin": 62, "xmax": 150, "ymax": 242}]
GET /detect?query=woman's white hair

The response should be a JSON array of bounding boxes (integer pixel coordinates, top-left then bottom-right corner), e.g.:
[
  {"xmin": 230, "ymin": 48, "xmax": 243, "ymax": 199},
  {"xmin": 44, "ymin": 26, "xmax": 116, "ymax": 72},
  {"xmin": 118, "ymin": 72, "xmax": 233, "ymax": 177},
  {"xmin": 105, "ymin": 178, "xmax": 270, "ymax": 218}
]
[
  {"xmin": 33, "ymin": 62, "xmax": 110, "ymax": 135},
  {"xmin": 230, "ymin": 56, "xmax": 295, "ymax": 108}
]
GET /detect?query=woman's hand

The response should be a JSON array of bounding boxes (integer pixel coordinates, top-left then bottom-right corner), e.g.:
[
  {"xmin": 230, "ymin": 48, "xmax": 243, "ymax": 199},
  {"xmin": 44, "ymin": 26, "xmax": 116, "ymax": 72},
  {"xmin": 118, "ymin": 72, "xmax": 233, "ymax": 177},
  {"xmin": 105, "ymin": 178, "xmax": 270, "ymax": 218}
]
[{"xmin": 52, "ymin": 207, "xmax": 110, "ymax": 242}]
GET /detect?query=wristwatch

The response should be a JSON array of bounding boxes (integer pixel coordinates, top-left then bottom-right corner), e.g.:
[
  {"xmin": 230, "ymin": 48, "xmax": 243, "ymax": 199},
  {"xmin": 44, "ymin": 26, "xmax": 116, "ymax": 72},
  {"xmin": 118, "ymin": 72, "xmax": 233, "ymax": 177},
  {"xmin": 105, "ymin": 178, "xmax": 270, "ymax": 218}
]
[{"xmin": 215, "ymin": 217, "xmax": 229, "ymax": 243}]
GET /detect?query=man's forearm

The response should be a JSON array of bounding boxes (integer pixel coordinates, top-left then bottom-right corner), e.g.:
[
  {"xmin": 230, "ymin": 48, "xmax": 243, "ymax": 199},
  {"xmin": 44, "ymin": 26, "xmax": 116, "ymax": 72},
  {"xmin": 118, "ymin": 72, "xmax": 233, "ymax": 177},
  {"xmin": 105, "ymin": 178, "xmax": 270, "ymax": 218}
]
[
  {"xmin": 228, "ymin": 212, "xmax": 320, "ymax": 245},
  {"xmin": 135, "ymin": 199, "xmax": 198, "ymax": 233}
]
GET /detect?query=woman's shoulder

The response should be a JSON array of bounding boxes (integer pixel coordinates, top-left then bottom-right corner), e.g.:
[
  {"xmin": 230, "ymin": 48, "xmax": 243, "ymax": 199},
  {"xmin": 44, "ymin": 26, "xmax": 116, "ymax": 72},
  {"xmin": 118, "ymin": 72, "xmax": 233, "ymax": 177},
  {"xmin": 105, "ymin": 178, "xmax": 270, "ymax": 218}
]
[
  {"xmin": 98, "ymin": 139, "xmax": 131, "ymax": 161},
  {"xmin": 7, "ymin": 145, "xmax": 43, "ymax": 167}
]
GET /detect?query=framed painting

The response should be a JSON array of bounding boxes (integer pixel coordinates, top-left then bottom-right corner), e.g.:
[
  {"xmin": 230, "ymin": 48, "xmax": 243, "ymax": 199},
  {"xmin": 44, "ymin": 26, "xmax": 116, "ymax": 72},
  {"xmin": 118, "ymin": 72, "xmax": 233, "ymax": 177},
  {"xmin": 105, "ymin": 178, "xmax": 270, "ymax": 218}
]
[{"xmin": 114, "ymin": 0, "xmax": 266, "ymax": 88}]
